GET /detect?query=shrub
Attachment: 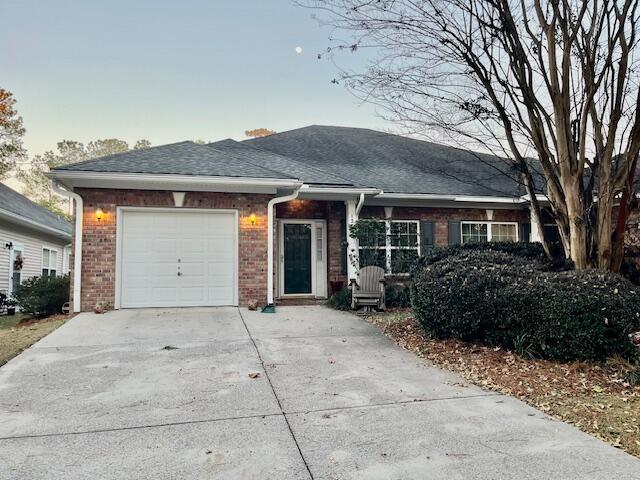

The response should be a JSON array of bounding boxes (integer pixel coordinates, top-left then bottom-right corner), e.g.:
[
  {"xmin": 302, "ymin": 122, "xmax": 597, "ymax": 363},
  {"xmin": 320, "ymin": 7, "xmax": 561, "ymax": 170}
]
[
  {"xmin": 12, "ymin": 275, "xmax": 70, "ymax": 318},
  {"xmin": 385, "ymin": 283, "xmax": 411, "ymax": 308},
  {"xmin": 411, "ymin": 248, "xmax": 640, "ymax": 362},
  {"xmin": 327, "ymin": 288, "xmax": 352, "ymax": 311}
]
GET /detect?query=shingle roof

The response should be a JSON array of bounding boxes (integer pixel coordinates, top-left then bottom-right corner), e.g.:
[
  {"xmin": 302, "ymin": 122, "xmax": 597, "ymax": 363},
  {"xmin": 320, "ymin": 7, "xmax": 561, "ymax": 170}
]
[
  {"xmin": 55, "ymin": 141, "xmax": 297, "ymax": 180},
  {"xmin": 206, "ymin": 139, "xmax": 354, "ymax": 186},
  {"xmin": 52, "ymin": 125, "xmax": 527, "ymax": 197},
  {"xmin": 247, "ymin": 125, "xmax": 524, "ymax": 196},
  {"xmin": 0, "ymin": 182, "xmax": 72, "ymax": 236}
]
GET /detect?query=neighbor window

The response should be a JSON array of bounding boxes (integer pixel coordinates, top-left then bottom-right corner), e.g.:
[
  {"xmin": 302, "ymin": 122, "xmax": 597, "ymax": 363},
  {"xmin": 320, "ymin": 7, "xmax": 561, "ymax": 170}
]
[
  {"xmin": 461, "ymin": 222, "xmax": 517, "ymax": 243},
  {"xmin": 359, "ymin": 220, "xmax": 420, "ymax": 274},
  {"xmin": 42, "ymin": 247, "xmax": 58, "ymax": 277}
]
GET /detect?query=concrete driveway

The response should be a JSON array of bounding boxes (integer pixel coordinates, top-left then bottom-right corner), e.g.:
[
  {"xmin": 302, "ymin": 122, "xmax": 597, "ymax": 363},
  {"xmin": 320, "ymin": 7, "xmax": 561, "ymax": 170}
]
[{"xmin": 0, "ymin": 306, "xmax": 638, "ymax": 479}]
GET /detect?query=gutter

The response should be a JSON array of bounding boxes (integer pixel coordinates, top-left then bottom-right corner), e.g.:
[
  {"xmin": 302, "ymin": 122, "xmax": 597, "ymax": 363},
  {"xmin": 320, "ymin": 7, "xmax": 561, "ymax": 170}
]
[
  {"xmin": 376, "ymin": 193, "xmax": 527, "ymax": 204},
  {"xmin": 46, "ymin": 170, "xmax": 302, "ymax": 190},
  {"xmin": 50, "ymin": 180, "xmax": 83, "ymax": 313},
  {"xmin": 265, "ymin": 184, "xmax": 307, "ymax": 309}
]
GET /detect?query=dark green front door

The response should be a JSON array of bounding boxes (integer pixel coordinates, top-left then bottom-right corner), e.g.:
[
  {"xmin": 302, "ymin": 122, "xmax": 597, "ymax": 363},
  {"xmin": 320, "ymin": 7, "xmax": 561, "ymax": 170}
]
[{"xmin": 283, "ymin": 223, "xmax": 312, "ymax": 294}]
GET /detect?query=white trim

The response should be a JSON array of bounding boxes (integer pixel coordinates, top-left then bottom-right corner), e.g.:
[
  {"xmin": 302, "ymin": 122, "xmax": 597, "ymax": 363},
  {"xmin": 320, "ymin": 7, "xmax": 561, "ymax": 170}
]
[
  {"xmin": 376, "ymin": 193, "xmax": 526, "ymax": 203},
  {"xmin": 8, "ymin": 243, "xmax": 24, "ymax": 295},
  {"xmin": 278, "ymin": 219, "xmax": 327, "ymax": 298},
  {"xmin": 41, "ymin": 246, "xmax": 59, "ymax": 277},
  {"xmin": 50, "ymin": 181, "xmax": 83, "ymax": 312},
  {"xmin": 48, "ymin": 171, "xmax": 303, "ymax": 194},
  {"xmin": 460, "ymin": 221, "xmax": 519, "ymax": 243},
  {"xmin": 115, "ymin": 206, "xmax": 239, "ymax": 309}
]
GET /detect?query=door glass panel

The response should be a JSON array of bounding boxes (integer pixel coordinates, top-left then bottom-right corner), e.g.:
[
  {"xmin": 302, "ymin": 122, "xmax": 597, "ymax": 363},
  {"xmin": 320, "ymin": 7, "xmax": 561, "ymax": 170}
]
[
  {"xmin": 12, "ymin": 272, "xmax": 21, "ymax": 292},
  {"xmin": 283, "ymin": 223, "xmax": 312, "ymax": 294}
]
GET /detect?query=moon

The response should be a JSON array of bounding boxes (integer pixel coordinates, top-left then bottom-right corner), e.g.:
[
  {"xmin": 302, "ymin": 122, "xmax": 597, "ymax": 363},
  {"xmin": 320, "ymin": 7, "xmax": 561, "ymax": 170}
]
[{"xmin": 295, "ymin": 46, "xmax": 303, "ymax": 54}]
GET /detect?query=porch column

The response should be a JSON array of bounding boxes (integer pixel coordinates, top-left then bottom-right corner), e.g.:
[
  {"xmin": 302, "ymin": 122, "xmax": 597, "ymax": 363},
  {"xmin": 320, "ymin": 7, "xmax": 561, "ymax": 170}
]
[
  {"xmin": 529, "ymin": 205, "xmax": 542, "ymax": 243},
  {"xmin": 345, "ymin": 199, "xmax": 359, "ymax": 282}
]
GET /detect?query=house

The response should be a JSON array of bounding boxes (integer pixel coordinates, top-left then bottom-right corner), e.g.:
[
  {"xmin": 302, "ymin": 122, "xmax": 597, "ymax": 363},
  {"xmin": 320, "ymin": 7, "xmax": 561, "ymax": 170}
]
[
  {"xmin": 0, "ymin": 182, "xmax": 72, "ymax": 299},
  {"xmin": 48, "ymin": 125, "xmax": 540, "ymax": 313}
]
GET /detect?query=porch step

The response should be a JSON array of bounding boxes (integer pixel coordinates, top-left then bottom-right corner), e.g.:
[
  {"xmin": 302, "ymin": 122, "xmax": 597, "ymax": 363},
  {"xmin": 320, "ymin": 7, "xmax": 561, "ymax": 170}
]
[{"xmin": 276, "ymin": 297, "xmax": 327, "ymax": 306}]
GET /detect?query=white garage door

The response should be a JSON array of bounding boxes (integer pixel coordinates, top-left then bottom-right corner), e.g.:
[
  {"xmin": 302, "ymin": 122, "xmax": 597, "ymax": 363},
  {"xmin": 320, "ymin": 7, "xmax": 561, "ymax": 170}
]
[{"xmin": 119, "ymin": 209, "xmax": 237, "ymax": 308}]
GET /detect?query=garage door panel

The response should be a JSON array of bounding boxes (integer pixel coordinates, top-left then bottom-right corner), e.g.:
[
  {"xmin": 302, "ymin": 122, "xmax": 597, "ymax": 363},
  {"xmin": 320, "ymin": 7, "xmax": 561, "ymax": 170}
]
[{"xmin": 119, "ymin": 210, "xmax": 237, "ymax": 308}]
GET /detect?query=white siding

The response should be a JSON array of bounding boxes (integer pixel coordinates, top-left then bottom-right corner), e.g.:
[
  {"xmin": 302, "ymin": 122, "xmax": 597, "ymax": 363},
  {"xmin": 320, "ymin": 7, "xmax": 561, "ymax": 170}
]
[{"xmin": 0, "ymin": 224, "xmax": 69, "ymax": 295}]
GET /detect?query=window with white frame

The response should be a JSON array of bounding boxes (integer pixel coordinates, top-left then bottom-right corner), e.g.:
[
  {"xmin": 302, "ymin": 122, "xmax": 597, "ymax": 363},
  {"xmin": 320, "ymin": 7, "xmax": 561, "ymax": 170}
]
[
  {"xmin": 461, "ymin": 222, "xmax": 518, "ymax": 244},
  {"xmin": 358, "ymin": 220, "xmax": 420, "ymax": 274},
  {"xmin": 42, "ymin": 247, "xmax": 58, "ymax": 277}
]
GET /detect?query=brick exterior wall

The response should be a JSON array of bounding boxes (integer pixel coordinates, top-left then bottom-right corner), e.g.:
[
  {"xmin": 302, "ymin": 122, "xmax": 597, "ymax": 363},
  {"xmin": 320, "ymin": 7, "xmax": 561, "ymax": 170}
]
[
  {"xmin": 74, "ymin": 188, "xmax": 272, "ymax": 311},
  {"xmin": 73, "ymin": 189, "xmax": 529, "ymax": 311},
  {"xmin": 360, "ymin": 206, "xmax": 529, "ymax": 245}
]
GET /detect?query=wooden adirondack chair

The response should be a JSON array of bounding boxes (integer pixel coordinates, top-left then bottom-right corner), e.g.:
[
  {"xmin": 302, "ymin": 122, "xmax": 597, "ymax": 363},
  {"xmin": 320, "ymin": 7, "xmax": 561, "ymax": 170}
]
[{"xmin": 350, "ymin": 266, "xmax": 386, "ymax": 311}]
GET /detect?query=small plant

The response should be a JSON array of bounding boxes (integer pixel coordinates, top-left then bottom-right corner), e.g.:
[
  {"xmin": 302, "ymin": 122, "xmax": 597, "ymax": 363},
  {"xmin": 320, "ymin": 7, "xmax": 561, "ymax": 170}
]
[
  {"xmin": 512, "ymin": 333, "xmax": 537, "ymax": 359},
  {"xmin": 624, "ymin": 369, "xmax": 640, "ymax": 386},
  {"xmin": 327, "ymin": 288, "xmax": 352, "ymax": 311}
]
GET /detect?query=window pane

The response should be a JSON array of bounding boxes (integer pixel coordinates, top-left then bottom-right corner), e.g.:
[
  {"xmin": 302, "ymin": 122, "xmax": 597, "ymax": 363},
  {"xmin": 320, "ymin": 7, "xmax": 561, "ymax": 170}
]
[
  {"xmin": 50, "ymin": 269, "xmax": 57, "ymax": 277},
  {"xmin": 391, "ymin": 221, "xmax": 418, "ymax": 247},
  {"xmin": 43, "ymin": 249, "xmax": 50, "ymax": 267},
  {"xmin": 461, "ymin": 223, "xmax": 488, "ymax": 243},
  {"xmin": 12, "ymin": 272, "xmax": 21, "ymax": 291},
  {"xmin": 391, "ymin": 249, "xmax": 419, "ymax": 274},
  {"xmin": 491, "ymin": 224, "xmax": 517, "ymax": 242},
  {"xmin": 42, "ymin": 268, "xmax": 49, "ymax": 277},
  {"xmin": 50, "ymin": 250, "xmax": 58, "ymax": 268}
]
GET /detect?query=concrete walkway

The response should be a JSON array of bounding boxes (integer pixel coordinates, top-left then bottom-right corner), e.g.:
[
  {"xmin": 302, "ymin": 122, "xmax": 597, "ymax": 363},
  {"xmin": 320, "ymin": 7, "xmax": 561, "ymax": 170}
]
[{"xmin": 0, "ymin": 306, "xmax": 638, "ymax": 479}]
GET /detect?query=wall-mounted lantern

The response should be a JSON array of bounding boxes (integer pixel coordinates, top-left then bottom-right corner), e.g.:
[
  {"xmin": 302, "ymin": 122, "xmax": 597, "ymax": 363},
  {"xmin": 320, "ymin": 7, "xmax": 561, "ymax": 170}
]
[
  {"xmin": 249, "ymin": 213, "xmax": 257, "ymax": 225},
  {"xmin": 96, "ymin": 208, "xmax": 104, "ymax": 222}
]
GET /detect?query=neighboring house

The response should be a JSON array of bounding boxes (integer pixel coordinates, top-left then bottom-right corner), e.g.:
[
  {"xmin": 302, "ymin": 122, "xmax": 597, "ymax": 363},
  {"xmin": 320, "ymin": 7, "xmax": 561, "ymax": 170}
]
[
  {"xmin": 48, "ymin": 125, "xmax": 540, "ymax": 313},
  {"xmin": 0, "ymin": 183, "xmax": 72, "ymax": 300}
]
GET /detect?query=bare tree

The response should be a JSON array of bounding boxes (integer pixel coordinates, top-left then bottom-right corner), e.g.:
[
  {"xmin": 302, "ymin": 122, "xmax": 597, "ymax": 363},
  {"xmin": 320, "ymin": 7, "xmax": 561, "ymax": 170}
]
[{"xmin": 301, "ymin": 0, "xmax": 640, "ymax": 270}]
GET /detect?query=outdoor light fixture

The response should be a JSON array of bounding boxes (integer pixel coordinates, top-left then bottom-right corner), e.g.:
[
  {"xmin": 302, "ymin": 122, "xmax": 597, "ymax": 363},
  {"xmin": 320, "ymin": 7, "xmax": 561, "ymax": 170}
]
[
  {"xmin": 4, "ymin": 242, "xmax": 12, "ymax": 250},
  {"xmin": 96, "ymin": 208, "xmax": 104, "ymax": 222},
  {"xmin": 249, "ymin": 213, "xmax": 257, "ymax": 225}
]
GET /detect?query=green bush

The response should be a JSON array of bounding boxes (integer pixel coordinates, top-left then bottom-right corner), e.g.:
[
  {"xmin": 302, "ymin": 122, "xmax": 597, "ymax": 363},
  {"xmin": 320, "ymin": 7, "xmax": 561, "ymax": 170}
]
[
  {"xmin": 327, "ymin": 288, "xmax": 352, "ymax": 311},
  {"xmin": 12, "ymin": 274, "xmax": 70, "ymax": 318},
  {"xmin": 385, "ymin": 283, "xmax": 411, "ymax": 308},
  {"xmin": 411, "ymin": 248, "xmax": 640, "ymax": 362}
]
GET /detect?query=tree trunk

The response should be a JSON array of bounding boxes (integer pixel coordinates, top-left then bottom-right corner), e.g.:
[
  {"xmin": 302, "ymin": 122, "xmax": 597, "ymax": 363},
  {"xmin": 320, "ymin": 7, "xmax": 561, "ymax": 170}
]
[
  {"xmin": 595, "ymin": 194, "xmax": 613, "ymax": 269},
  {"xmin": 566, "ymin": 182, "xmax": 589, "ymax": 268}
]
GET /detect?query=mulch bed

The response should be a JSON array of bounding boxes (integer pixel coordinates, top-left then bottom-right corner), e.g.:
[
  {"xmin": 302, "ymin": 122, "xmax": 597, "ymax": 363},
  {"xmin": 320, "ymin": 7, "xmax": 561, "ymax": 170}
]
[{"xmin": 365, "ymin": 310, "xmax": 640, "ymax": 458}]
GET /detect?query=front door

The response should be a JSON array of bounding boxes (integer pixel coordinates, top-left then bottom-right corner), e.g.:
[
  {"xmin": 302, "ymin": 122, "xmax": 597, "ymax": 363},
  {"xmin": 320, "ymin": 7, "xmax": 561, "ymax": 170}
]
[
  {"xmin": 279, "ymin": 220, "xmax": 327, "ymax": 297},
  {"xmin": 283, "ymin": 223, "xmax": 312, "ymax": 294}
]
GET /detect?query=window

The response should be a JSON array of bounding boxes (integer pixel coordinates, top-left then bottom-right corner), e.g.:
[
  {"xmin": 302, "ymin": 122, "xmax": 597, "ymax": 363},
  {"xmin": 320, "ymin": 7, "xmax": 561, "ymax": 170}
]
[
  {"xmin": 358, "ymin": 220, "xmax": 420, "ymax": 274},
  {"xmin": 42, "ymin": 247, "xmax": 58, "ymax": 277},
  {"xmin": 461, "ymin": 222, "xmax": 518, "ymax": 244}
]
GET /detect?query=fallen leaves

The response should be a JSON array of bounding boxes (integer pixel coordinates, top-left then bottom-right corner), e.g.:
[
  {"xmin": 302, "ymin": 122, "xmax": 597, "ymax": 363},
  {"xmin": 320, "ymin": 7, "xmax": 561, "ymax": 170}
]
[
  {"xmin": 365, "ymin": 310, "xmax": 640, "ymax": 459},
  {"xmin": 248, "ymin": 372, "xmax": 261, "ymax": 379}
]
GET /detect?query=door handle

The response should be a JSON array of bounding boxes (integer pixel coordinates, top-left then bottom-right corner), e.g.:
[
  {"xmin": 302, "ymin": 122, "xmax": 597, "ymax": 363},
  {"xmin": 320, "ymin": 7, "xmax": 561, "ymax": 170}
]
[{"xmin": 177, "ymin": 272, "xmax": 182, "ymax": 276}]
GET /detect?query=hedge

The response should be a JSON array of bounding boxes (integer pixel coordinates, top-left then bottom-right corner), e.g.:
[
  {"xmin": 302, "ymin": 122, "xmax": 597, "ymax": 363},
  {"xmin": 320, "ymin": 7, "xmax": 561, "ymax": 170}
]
[
  {"xmin": 411, "ymin": 246, "xmax": 640, "ymax": 362},
  {"xmin": 12, "ymin": 274, "xmax": 70, "ymax": 318}
]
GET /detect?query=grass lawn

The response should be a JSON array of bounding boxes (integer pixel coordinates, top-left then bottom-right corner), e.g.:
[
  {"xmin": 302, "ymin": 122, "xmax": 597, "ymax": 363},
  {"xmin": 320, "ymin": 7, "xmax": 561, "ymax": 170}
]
[
  {"xmin": 0, "ymin": 313, "xmax": 69, "ymax": 366},
  {"xmin": 366, "ymin": 309, "xmax": 640, "ymax": 459}
]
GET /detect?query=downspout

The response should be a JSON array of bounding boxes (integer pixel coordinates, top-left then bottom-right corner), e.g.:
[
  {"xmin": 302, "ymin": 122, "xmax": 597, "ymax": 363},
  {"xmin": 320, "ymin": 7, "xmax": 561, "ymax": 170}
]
[
  {"xmin": 50, "ymin": 180, "xmax": 83, "ymax": 313},
  {"xmin": 355, "ymin": 192, "xmax": 365, "ymax": 216},
  {"xmin": 265, "ymin": 184, "xmax": 305, "ymax": 310}
]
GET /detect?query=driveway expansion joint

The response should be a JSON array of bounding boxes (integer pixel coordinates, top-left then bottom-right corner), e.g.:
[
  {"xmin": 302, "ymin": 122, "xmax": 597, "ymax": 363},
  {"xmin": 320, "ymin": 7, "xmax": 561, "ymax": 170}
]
[{"xmin": 237, "ymin": 308, "xmax": 315, "ymax": 480}]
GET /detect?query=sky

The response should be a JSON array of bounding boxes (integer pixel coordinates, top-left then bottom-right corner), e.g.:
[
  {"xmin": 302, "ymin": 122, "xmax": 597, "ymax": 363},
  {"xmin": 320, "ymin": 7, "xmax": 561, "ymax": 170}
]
[{"xmin": 1, "ymin": 0, "xmax": 387, "ymax": 158}]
